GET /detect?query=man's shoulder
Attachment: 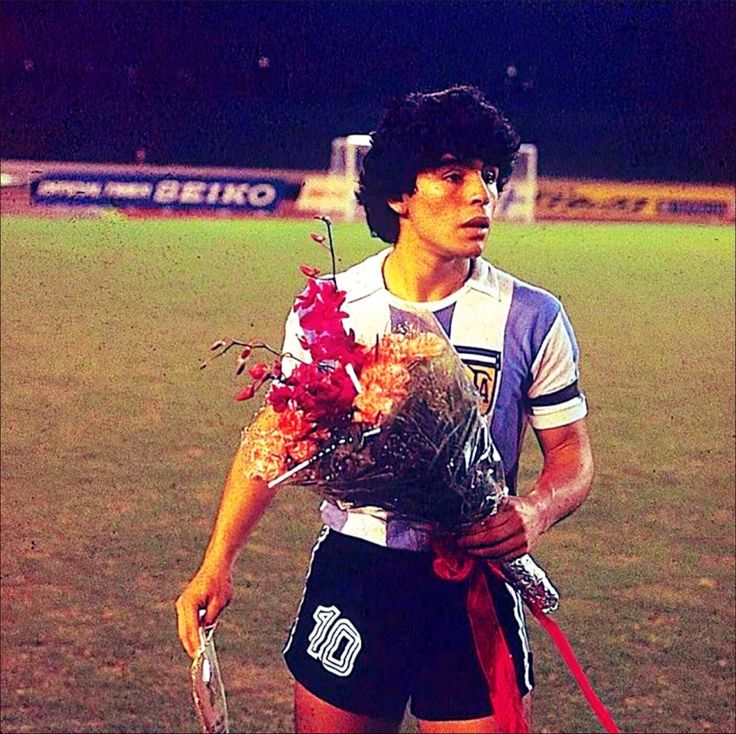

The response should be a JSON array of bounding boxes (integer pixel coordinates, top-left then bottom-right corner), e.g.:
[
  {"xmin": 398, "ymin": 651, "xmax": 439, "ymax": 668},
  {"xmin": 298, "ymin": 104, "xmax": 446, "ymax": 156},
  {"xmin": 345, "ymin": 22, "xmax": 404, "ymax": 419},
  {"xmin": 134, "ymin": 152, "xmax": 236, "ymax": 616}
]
[
  {"xmin": 469, "ymin": 258, "xmax": 562, "ymax": 318},
  {"xmin": 335, "ymin": 248, "xmax": 390, "ymax": 303},
  {"xmin": 492, "ymin": 264, "xmax": 563, "ymax": 320}
]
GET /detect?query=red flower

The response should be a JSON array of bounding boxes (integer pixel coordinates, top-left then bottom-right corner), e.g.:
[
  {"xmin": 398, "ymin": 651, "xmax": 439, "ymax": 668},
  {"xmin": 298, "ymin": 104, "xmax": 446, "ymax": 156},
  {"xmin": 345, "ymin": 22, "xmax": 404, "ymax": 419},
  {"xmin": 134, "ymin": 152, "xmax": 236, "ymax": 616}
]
[
  {"xmin": 235, "ymin": 383, "xmax": 257, "ymax": 401},
  {"xmin": 310, "ymin": 232, "xmax": 328, "ymax": 248},
  {"xmin": 280, "ymin": 362, "xmax": 357, "ymax": 423},
  {"xmin": 299, "ymin": 264, "xmax": 321, "ymax": 278},
  {"xmin": 293, "ymin": 277, "xmax": 323, "ymax": 314},
  {"xmin": 268, "ymin": 382, "xmax": 292, "ymax": 412},
  {"xmin": 249, "ymin": 362, "xmax": 269, "ymax": 380},
  {"xmin": 300, "ymin": 299, "xmax": 349, "ymax": 335},
  {"xmin": 294, "ymin": 279, "xmax": 350, "ymax": 337},
  {"xmin": 308, "ymin": 331, "xmax": 368, "ymax": 371},
  {"xmin": 292, "ymin": 278, "xmax": 368, "ymax": 370}
]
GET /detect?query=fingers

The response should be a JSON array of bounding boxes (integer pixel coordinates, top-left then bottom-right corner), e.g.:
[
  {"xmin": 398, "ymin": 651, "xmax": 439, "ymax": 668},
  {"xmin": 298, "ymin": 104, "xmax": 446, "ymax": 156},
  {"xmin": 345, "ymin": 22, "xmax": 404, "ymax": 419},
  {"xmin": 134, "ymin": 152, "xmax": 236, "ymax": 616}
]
[
  {"xmin": 459, "ymin": 523, "xmax": 528, "ymax": 556},
  {"xmin": 176, "ymin": 592, "xmax": 205, "ymax": 659},
  {"xmin": 462, "ymin": 511, "xmax": 516, "ymax": 541},
  {"xmin": 175, "ymin": 573, "xmax": 233, "ymax": 658},
  {"xmin": 203, "ymin": 594, "xmax": 229, "ymax": 627},
  {"xmin": 458, "ymin": 517, "xmax": 523, "ymax": 549},
  {"xmin": 463, "ymin": 536, "xmax": 528, "ymax": 562},
  {"xmin": 457, "ymin": 507, "xmax": 529, "ymax": 562}
]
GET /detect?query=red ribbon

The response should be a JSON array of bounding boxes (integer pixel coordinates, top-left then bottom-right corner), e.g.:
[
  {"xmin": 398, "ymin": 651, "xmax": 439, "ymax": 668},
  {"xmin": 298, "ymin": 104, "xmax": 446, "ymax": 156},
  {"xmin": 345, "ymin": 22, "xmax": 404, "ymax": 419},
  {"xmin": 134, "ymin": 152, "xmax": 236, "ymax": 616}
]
[
  {"xmin": 432, "ymin": 541, "xmax": 620, "ymax": 734},
  {"xmin": 432, "ymin": 541, "xmax": 529, "ymax": 733}
]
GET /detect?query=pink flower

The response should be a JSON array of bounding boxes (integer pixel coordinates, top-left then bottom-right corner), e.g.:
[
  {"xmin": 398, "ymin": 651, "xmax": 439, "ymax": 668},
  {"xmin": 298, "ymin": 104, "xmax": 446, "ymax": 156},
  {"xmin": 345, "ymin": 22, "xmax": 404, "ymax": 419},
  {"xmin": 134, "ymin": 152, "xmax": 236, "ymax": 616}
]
[
  {"xmin": 293, "ymin": 277, "xmax": 323, "ymax": 314},
  {"xmin": 268, "ymin": 383, "xmax": 292, "ymax": 412},
  {"xmin": 307, "ymin": 331, "xmax": 367, "ymax": 370},
  {"xmin": 235, "ymin": 383, "xmax": 257, "ymax": 401},
  {"xmin": 294, "ymin": 279, "xmax": 350, "ymax": 336},
  {"xmin": 299, "ymin": 264, "xmax": 321, "ymax": 278},
  {"xmin": 249, "ymin": 362, "xmax": 269, "ymax": 380},
  {"xmin": 300, "ymin": 297, "xmax": 349, "ymax": 335},
  {"xmin": 280, "ymin": 362, "xmax": 357, "ymax": 423}
]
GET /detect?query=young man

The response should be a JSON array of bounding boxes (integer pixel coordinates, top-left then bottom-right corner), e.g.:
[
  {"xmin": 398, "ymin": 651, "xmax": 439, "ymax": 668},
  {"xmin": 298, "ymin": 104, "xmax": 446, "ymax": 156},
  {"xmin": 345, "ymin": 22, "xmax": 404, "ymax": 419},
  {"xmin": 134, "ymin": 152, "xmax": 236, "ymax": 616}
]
[{"xmin": 176, "ymin": 85, "xmax": 594, "ymax": 733}]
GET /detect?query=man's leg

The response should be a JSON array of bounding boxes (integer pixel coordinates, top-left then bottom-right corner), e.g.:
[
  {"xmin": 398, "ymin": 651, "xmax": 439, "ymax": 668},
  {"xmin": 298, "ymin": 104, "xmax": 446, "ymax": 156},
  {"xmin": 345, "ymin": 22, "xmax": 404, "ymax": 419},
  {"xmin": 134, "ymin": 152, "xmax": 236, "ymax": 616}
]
[
  {"xmin": 415, "ymin": 693, "xmax": 532, "ymax": 734},
  {"xmin": 294, "ymin": 682, "xmax": 403, "ymax": 734},
  {"xmin": 417, "ymin": 693, "xmax": 532, "ymax": 734}
]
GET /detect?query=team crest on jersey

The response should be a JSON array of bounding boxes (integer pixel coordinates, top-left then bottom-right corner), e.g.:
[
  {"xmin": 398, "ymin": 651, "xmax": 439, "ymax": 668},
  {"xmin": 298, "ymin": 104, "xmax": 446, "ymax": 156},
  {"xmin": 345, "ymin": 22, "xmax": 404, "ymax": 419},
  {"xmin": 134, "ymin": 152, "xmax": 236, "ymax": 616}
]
[{"xmin": 456, "ymin": 346, "xmax": 501, "ymax": 416}]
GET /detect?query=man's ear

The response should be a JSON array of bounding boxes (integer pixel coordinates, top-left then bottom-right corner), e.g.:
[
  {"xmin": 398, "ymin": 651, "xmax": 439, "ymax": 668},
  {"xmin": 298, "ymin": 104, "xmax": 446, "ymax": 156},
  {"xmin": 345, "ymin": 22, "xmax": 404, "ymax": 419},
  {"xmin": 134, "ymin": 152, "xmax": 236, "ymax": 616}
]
[{"xmin": 387, "ymin": 196, "xmax": 408, "ymax": 217}]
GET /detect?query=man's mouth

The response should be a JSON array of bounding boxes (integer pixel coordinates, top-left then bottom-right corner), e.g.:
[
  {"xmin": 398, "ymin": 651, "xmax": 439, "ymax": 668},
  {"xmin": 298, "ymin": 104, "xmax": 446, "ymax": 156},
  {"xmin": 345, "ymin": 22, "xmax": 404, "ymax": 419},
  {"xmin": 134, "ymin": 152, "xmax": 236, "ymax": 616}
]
[{"xmin": 461, "ymin": 216, "xmax": 491, "ymax": 229}]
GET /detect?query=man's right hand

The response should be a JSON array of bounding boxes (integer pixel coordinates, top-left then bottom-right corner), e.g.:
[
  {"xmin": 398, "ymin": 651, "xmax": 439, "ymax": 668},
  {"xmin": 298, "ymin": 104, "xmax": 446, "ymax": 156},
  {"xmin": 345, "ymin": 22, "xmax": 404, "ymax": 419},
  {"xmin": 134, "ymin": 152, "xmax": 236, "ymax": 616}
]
[{"xmin": 175, "ymin": 566, "xmax": 233, "ymax": 659}]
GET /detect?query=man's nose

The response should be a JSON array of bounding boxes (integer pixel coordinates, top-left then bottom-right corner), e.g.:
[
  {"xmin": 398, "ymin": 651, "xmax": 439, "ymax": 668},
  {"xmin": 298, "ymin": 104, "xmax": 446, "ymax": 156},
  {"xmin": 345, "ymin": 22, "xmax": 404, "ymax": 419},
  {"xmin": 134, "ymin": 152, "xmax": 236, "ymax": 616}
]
[{"xmin": 468, "ymin": 173, "xmax": 494, "ymax": 206}]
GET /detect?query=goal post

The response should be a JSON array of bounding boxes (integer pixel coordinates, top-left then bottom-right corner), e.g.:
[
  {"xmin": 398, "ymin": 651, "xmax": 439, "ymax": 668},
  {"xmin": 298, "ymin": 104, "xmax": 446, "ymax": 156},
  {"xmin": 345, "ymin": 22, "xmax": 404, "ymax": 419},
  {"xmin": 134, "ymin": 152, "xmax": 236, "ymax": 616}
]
[
  {"xmin": 497, "ymin": 143, "xmax": 537, "ymax": 223},
  {"xmin": 327, "ymin": 135, "xmax": 537, "ymax": 222},
  {"xmin": 328, "ymin": 135, "xmax": 372, "ymax": 221}
]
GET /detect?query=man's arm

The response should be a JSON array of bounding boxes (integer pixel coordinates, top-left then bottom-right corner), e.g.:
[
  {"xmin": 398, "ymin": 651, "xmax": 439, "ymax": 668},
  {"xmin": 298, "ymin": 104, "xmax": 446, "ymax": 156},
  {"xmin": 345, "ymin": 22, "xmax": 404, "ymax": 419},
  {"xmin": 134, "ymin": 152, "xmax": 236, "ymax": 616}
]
[
  {"xmin": 175, "ymin": 445, "xmax": 277, "ymax": 658},
  {"xmin": 458, "ymin": 417, "xmax": 593, "ymax": 561}
]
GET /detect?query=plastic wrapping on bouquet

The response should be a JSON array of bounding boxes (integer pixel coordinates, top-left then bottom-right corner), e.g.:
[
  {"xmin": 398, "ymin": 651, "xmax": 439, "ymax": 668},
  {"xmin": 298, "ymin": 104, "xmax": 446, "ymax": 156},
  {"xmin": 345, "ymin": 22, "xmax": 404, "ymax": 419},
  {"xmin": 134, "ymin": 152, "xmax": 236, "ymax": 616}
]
[
  {"xmin": 191, "ymin": 624, "xmax": 230, "ymax": 734},
  {"xmin": 502, "ymin": 554, "xmax": 560, "ymax": 614},
  {"xmin": 264, "ymin": 306, "xmax": 561, "ymax": 614}
]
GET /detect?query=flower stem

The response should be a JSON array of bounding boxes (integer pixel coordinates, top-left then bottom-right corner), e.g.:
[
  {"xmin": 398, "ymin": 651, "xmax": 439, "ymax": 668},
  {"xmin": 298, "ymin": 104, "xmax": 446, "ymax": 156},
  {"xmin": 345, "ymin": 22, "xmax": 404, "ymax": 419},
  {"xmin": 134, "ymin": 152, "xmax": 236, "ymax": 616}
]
[
  {"xmin": 316, "ymin": 215, "xmax": 338, "ymax": 289},
  {"xmin": 201, "ymin": 340, "xmax": 308, "ymax": 369}
]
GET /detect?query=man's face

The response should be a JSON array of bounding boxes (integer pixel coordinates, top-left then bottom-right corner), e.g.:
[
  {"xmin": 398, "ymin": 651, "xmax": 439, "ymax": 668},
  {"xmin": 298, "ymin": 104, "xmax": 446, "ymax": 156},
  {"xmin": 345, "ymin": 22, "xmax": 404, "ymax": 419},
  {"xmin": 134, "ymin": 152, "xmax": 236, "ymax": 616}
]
[{"xmin": 393, "ymin": 156, "xmax": 500, "ymax": 260}]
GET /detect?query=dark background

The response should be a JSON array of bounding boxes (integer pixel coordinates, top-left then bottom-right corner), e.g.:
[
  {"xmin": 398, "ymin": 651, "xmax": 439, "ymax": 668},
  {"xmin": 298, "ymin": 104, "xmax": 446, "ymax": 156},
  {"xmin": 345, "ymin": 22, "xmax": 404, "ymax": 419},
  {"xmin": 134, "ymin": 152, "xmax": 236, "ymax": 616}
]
[{"xmin": 2, "ymin": 0, "xmax": 734, "ymax": 183}]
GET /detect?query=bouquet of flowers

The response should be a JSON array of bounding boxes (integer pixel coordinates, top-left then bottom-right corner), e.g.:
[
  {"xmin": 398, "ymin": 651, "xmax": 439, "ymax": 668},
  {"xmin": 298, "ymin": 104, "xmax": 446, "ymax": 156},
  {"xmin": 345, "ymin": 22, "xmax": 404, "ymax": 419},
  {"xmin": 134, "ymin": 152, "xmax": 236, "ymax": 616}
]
[{"xmin": 205, "ymin": 220, "xmax": 558, "ymax": 614}]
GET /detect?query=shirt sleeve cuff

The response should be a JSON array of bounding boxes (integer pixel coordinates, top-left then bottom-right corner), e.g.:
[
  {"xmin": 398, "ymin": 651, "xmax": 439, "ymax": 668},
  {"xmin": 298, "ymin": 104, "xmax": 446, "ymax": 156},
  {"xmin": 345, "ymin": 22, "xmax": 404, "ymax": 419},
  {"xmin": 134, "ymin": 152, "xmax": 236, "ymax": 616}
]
[{"xmin": 528, "ymin": 395, "xmax": 588, "ymax": 430}]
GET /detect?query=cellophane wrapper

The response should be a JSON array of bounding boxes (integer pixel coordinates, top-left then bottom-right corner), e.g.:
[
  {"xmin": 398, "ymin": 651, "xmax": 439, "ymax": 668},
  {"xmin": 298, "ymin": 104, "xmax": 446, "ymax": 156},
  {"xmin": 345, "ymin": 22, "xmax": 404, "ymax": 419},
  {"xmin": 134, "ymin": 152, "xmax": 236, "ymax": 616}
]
[
  {"xmin": 191, "ymin": 625, "xmax": 230, "ymax": 734},
  {"xmin": 270, "ymin": 308, "xmax": 559, "ymax": 613}
]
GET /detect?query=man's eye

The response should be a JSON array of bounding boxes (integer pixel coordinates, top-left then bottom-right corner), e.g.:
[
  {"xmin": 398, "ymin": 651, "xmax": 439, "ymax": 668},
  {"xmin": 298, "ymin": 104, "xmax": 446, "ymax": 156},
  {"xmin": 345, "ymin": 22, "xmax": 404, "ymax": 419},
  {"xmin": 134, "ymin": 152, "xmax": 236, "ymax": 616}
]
[
  {"xmin": 483, "ymin": 170, "xmax": 498, "ymax": 185},
  {"xmin": 443, "ymin": 172, "xmax": 463, "ymax": 183}
]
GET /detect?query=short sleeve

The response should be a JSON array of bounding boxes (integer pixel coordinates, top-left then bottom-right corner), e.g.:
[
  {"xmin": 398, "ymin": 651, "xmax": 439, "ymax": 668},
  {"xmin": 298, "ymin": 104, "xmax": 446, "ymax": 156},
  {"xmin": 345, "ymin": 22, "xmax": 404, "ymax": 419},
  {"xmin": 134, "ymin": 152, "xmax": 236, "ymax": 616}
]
[{"xmin": 526, "ymin": 307, "xmax": 588, "ymax": 430}]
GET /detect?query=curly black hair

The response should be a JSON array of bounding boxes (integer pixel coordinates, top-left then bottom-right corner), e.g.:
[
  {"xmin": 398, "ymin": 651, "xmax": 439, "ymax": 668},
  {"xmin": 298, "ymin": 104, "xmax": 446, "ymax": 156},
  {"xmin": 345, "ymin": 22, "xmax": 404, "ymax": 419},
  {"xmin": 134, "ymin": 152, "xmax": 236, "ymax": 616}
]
[{"xmin": 357, "ymin": 85, "xmax": 521, "ymax": 243}]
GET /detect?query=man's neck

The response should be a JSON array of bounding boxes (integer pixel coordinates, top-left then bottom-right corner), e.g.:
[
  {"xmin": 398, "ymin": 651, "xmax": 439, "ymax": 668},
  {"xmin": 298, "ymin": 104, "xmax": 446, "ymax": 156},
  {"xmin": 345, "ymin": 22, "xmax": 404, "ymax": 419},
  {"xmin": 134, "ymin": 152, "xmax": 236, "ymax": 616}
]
[{"xmin": 382, "ymin": 245, "xmax": 472, "ymax": 302}]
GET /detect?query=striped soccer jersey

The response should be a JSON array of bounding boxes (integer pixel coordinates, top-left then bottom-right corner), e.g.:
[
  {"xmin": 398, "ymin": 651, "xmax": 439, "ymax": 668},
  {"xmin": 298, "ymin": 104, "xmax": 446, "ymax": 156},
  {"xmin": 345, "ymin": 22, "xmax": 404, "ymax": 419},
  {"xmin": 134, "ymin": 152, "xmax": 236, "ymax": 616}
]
[{"xmin": 281, "ymin": 248, "xmax": 587, "ymax": 551}]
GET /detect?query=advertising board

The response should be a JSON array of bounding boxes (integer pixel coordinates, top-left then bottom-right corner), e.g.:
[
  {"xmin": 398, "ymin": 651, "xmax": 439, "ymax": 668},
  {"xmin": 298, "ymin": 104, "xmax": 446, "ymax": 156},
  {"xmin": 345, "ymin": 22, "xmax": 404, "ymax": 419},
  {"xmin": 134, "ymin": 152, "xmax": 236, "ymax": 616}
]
[
  {"xmin": 536, "ymin": 178, "xmax": 734, "ymax": 224},
  {"xmin": 6, "ymin": 160, "xmax": 733, "ymax": 225},
  {"xmin": 30, "ymin": 172, "xmax": 300, "ymax": 213}
]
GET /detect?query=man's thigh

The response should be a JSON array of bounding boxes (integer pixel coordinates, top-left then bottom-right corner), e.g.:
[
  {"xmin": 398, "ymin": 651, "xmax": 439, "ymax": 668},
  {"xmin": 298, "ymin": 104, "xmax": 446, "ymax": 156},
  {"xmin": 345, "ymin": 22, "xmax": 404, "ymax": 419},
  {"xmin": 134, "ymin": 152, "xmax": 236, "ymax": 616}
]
[
  {"xmin": 415, "ymin": 694, "xmax": 532, "ymax": 734},
  {"xmin": 294, "ymin": 681, "xmax": 403, "ymax": 734}
]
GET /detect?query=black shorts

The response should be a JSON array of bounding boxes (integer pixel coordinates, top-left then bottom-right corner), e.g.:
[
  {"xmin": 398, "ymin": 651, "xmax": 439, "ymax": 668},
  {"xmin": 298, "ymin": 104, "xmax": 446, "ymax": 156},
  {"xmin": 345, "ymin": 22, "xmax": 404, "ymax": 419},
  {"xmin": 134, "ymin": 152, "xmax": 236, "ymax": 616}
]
[{"xmin": 283, "ymin": 527, "xmax": 534, "ymax": 722}]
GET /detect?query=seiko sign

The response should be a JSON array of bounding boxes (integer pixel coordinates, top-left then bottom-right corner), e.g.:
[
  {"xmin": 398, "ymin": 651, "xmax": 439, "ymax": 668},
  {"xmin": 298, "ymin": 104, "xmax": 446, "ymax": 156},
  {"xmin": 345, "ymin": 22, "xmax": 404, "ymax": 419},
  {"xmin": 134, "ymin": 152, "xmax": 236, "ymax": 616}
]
[
  {"xmin": 32, "ymin": 173, "xmax": 286, "ymax": 211},
  {"xmin": 151, "ymin": 179, "xmax": 278, "ymax": 208}
]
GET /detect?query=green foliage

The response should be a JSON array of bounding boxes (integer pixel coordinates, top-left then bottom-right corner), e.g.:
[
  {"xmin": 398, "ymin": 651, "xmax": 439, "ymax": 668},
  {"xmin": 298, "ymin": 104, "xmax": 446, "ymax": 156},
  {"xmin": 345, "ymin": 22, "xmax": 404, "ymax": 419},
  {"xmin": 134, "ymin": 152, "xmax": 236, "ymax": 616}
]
[{"xmin": 1, "ymin": 217, "xmax": 734, "ymax": 733}]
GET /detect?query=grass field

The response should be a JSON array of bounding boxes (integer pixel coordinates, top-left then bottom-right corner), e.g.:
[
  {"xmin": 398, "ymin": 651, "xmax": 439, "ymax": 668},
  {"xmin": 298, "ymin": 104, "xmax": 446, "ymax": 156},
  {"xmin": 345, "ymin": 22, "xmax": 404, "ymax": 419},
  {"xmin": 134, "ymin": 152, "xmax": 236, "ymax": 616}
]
[{"xmin": 1, "ymin": 214, "xmax": 734, "ymax": 734}]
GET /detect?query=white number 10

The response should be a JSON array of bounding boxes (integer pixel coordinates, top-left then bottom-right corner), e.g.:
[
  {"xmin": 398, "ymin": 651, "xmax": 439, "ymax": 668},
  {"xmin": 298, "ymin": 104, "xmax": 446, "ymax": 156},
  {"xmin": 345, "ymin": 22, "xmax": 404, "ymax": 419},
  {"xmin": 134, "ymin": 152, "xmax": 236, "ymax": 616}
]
[{"xmin": 306, "ymin": 605, "xmax": 362, "ymax": 677}]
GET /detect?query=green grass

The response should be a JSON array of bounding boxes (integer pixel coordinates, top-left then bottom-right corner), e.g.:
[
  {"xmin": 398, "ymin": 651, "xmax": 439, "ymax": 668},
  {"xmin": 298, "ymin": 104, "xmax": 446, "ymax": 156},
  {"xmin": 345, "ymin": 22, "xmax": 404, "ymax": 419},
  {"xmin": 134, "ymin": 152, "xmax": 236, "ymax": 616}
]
[{"xmin": 1, "ymin": 215, "xmax": 734, "ymax": 733}]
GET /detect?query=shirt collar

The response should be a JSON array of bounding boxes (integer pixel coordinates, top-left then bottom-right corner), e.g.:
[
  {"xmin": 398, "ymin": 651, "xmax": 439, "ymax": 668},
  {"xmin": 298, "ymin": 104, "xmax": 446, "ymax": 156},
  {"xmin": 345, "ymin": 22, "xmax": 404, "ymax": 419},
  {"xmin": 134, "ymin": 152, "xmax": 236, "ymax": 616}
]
[
  {"xmin": 467, "ymin": 255, "xmax": 501, "ymax": 300},
  {"xmin": 343, "ymin": 247, "xmax": 500, "ymax": 304}
]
